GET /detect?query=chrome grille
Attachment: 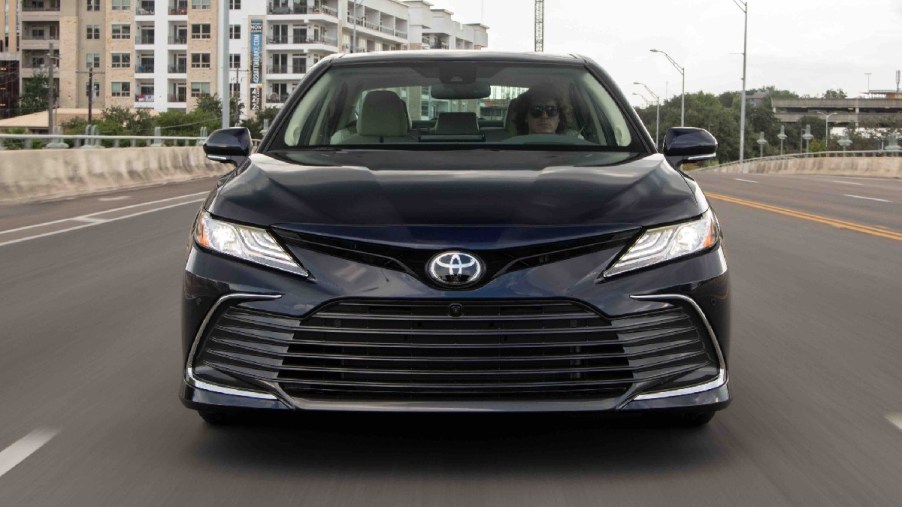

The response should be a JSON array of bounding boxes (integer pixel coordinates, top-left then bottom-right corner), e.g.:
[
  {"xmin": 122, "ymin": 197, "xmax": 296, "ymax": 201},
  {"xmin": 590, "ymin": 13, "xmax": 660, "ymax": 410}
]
[{"xmin": 195, "ymin": 300, "xmax": 716, "ymax": 402}]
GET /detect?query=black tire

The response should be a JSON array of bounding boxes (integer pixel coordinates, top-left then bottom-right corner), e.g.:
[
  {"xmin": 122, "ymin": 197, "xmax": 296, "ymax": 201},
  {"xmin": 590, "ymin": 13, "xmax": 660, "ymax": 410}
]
[{"xmin": 198, "ymin": 411, "xmax": 237, "ymax": 426}]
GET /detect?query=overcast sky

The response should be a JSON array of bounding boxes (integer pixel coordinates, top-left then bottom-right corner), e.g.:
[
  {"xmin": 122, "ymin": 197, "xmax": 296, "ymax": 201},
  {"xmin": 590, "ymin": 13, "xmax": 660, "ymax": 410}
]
[{"xmin": 426, "ymin": 0, "xmax": 902, "ymax": 106}]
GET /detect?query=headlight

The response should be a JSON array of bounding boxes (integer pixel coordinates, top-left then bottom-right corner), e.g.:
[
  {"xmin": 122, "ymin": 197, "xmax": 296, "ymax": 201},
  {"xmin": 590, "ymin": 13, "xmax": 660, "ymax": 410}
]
[
  {"xmin": 603, "ymin": 210, "xmax": 719, "ymax": 277},
  {"xmin": 194, "ymin": 211, "xmax": 309, "ymax": 277}
]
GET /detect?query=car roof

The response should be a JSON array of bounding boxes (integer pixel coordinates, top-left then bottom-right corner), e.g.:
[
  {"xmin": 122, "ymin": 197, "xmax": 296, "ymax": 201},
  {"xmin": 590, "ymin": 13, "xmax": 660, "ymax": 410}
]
[{"xmin": 328, "ymin": 50, "xmax": 587, "ymax": 66}]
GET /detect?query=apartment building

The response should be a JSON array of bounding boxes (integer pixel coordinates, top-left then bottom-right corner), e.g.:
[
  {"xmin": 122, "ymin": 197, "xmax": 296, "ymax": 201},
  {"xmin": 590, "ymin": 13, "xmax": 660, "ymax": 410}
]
[
  {"xmin": 13, "ymin": 0, "xmax": 488, "ymax": 118},
  {"xmin": 1, "ymin": 0, "xmax": 18, "ymax": 118}
]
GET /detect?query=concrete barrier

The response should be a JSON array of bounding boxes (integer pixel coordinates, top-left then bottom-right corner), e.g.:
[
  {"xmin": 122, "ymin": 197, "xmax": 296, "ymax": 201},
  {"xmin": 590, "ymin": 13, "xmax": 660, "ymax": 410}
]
[
  {"xmin": 699, "ymin": 156, "xmax": 902, "ymax": 178},
  {"xmin": 0, "ymin": 147, "xmax": 227, "ymax": 204}
]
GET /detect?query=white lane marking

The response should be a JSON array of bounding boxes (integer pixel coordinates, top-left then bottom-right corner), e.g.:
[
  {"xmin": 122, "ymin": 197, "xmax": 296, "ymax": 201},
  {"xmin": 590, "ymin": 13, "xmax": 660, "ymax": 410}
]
[
  {"xmin": 71, "ymin": 217, "xmax": 108, "ymax": 224},
  {"xmin": 98, "ymin": 196, "xmax": 130, "ymax": 202},
  {"xmin": 888, "ymin": 414, "xmax": 902, "ymax": 432},
  {"xmin": 0, "ymin": 199, "xmax": 204, "ymax": 248},
  {"xmin": 829, "ymin": 180, "xmax": 864, "ymax": 186},
  {"xmin": 734, "ymin": 178, "xmax": 758, "ymax": 183},
  {"xmin": 844, "ymin": 194, "xmax": 892, "ymax": 203},
  {"xmin": 0, "ymin": 192, "xmax": 208, "ymax": 236},
  {"xmin": 0, "ymin": 428, "xmax": 59, "ymax": 479}
]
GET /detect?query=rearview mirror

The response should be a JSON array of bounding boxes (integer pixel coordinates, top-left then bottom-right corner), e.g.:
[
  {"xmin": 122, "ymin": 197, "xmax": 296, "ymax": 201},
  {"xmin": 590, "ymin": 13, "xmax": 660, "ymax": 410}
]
[
  {"xmin": 203, "ymin": 127, "xmax": 252, "ymax": 166},
  {"xmin": 662, "ymin": 127, "xmax": 717, "ymax": 169}
]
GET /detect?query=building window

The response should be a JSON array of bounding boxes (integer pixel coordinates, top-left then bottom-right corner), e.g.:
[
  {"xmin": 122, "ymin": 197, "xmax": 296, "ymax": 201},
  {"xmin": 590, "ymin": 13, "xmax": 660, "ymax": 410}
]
[
  {"xmin": 191, "ymin": 53, "xmax": 211, "ymax": 68},
  {"xmin": 111, "ymin": 53, "xmax": 131, "ymax": 68},
  {"xmin": 87, "ymin": 0, "xmax": 101, "ymax": 11},
  {"xmin": 111, "ymin": 24, "xmax": 131, "ymax": 39},
  {"xmin": 191, "ymin": 0, "xmax": 211, "ymax": 10},
  {"xmin": 191, "ymin": 24, "xmax": 211, "ymax": 40},
  {"xmin": 229, "ymin": 0, "xmax": 241, "ymax": 9},
  {"xmin": 191, "ymin": 82, "xmax": 211, "ymax": 97},
  {"xmin": 111, "ymin": 0, "xmax": 130, "ymax": 10},
  {"xmin": 86, "ymin": 53, "xmax": 101, "ymax": 69},
  {"xmin": 86, "ymin": 81, "xmax": 101, "ymax": 98},
  {"xmin": 229, "ymin": 54, "xmax": 241, "ymax": 69},
  {"xmin": 111, "ymin": 82, "xmax": 131, "ymax": 97},
  {"xmin": 229, "ymin": 25, "xmax": 241, "ymax": 40},
  {"xmin": 86, "ymin": 25, "xmax": 100, "ymax": 40}
]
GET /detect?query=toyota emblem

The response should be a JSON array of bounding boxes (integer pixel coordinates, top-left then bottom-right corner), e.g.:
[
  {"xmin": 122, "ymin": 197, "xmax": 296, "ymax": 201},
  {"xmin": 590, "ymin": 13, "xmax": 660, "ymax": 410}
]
[{"xmin": 427, "ymin": 251, "xmax": 484, "ymax": 287}]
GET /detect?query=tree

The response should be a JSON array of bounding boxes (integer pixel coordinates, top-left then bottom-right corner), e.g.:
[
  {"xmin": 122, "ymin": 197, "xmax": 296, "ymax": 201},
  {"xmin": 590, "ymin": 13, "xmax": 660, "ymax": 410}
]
[
  {"xmin": 19, "ymin": 72, "xmax": 50, "ymax": 115},
  {"xmin": 241, "ymin": 107, "xmax": 281, "ymax": 138},
  {"xmin": 824, "ymin": 89, "xmax": 847, "ymax": 99},
  {"xmin": 194, "ymin": 93, "xmax": 245, "ymax": 128}
]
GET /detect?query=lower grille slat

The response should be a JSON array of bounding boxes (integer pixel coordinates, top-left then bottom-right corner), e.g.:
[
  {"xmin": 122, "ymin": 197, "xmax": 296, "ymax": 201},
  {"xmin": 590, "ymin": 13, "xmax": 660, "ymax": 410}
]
[{"xmin": 194, "ymin": 299, "xmax": 718, "ymax": 403}]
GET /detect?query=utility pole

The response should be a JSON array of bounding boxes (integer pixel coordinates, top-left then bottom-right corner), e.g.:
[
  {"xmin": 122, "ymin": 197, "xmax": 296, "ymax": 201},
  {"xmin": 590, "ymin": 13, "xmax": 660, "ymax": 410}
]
[
  {"xmin": 534, "ymin": 0, "xmax": 544, "ymax": 52},
  {"xmin": 47, "ymin": 42, "xmax": 55, "ymax": 132},
  {"xmin": 87, "ymin": 67, "xmax": 94, "ymax": 125},
  {"xmin": 77, "ymin": 68, "xmax": 103, "ymax": 125}
]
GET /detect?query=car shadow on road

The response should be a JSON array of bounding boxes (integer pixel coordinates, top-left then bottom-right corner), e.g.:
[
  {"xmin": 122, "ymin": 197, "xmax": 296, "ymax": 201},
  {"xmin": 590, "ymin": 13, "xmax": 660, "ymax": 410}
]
[{"xmin": 186, "ymin": 411, "xmax": 731, "ymax": 477}]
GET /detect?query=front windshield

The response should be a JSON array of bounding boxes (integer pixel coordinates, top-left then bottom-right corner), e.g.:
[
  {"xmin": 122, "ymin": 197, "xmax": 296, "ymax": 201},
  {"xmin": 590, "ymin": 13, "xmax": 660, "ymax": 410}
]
[{"xmin": 272, "ymin": 61, "xmax": 642, "ymax": 151}]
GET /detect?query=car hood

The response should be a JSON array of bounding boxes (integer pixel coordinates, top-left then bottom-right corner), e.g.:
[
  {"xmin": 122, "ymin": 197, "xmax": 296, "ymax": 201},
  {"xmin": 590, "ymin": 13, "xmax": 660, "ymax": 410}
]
[{"xmin": 208, "ymin": 151, "xmax": 702, "ymax": 239}]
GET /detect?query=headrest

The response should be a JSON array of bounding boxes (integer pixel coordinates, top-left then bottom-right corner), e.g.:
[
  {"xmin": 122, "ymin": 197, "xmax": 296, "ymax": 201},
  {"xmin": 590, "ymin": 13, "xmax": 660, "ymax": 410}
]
[
  {"xmin": 357, "ymin": 90, "xmax": 409, "ymax": 137},
  {"xmin": 435, "ymin": 112, "xmax": 480, "ymax": 135}
]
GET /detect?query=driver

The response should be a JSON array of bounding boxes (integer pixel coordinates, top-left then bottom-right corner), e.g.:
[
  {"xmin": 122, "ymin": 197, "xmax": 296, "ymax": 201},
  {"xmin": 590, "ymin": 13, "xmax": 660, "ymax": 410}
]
[{"xmin": 514, "ymin": 84, "xmax": 571, "ymax": 135}]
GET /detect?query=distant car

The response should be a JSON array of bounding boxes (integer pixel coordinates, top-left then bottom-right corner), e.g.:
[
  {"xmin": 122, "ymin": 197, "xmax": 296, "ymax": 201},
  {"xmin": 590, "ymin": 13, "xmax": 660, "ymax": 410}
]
[{"xmin": 182, "ymin": 51, "xmax": 729, "ymax": 426}]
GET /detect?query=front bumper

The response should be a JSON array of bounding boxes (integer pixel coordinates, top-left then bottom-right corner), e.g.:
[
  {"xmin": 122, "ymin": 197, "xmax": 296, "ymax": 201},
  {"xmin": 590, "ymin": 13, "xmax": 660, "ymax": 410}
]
[{"xmin": 181, "ymin": 243, "xmax": 730, "ymax": 414}]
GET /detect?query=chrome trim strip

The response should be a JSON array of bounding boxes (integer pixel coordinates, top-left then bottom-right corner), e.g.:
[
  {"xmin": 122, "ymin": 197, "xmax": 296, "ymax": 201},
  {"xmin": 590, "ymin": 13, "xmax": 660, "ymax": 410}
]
[
  {"xmin": 184, "ymin": 292, "xmax": 282, "ymax": 401},
  {"xmin": 628, "ymin": 294, "xmax": 727, "ymax": 401},
  {"xmin": 185, "ymin": 374, "xmax": 280, "ymax": 400}
]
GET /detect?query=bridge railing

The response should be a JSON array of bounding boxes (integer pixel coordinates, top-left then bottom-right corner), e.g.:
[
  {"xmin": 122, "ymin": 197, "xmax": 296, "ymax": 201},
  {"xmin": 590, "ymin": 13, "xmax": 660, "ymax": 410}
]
[
  {"xmin": 700, "ymin": 149, "xmax": 901, "ymax": 171},
  {"xmin": 0, "ymin": 133, "xmax": 263, "ymax": 150}
]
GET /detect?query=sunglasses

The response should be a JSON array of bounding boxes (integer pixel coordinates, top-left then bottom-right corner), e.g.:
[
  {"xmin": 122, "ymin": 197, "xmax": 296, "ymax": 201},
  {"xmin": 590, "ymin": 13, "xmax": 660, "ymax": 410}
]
[{"xmin": 528, "ymin": 105, "xmax": 560, "ymax": 119}]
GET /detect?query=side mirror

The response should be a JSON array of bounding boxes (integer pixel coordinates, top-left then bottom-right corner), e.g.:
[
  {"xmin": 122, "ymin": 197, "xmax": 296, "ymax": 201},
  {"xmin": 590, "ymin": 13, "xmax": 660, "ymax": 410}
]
[
  {"xmin": 662, "ymin": 127, "xmax": 717, "ymax": 169},
  {"xmin": 203, "ymin": 127, "xmax": 252, "ymax": 166}
]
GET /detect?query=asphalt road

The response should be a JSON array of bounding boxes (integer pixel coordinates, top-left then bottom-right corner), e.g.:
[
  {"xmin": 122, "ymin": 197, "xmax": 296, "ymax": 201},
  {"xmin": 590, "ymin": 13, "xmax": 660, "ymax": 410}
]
[{"xmin": 0, "ymin": 172, "xmax": 900, "ymax": 506}]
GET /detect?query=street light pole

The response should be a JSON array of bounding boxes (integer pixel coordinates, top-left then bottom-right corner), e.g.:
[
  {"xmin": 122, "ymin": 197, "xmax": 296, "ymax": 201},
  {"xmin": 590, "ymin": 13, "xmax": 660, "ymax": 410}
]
[
  {"xmin": 732, "ymin": 0, "xmax": 748, "ymax": 162},
  {"xmin": 650, "ymin": 49, "xmax": 685, "ymax": 126},
  {"xmin": 634, "ymin": 81, "xmax": 660, "ymax": 148},
  {"xmin": 219, "ymin": 0, "xmax": 229, "ymax": 128},
  {"xmin": 820, "ymin": 112, "xmax": 837, "ymax": 150},
  {"xmin": 777, "ymin": 124, "xmax": 787, "ymax": 156}
]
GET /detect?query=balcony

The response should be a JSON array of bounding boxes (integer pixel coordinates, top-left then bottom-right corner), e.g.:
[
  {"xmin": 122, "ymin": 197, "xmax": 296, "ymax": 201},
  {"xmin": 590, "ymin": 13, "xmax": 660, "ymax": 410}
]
[
  {"xmin": 135, "ymin": 64, "xmax": 155, "ymax": 74},
  {"xmin": 346, "ymin": 17, "xmax": 406, "ymax": 39},
  {"xmin": 268, "ymin": 3, "xmax": 303, "ymax": 15},
  {"xmin": 267, "ymin": 65, "xmax": 306, "ymax": 75},
  {"xmin": 20, "ymin": 34, "xmax": 59, "ymax": 50},
  {"xmin": 22, "ymin": 2, "xmax": 60, "ymax": 11},
  {"xmin": 268, "ymin": 3, "xmax": 338, "ymax": 16},
  {"xmin": 135, "ymin": 94, "xmax": 155, "ymax": 103},
  {"xmin": 136, "ymin": 6, "xmax": 155, "ymax": 15},
  {"xmin": 267, "ymin": 35, "xmax": 337, "ymax": 46},
  {"xmin": 169, "ymin": 35, "xmax": 188, "ymax": 44},
  {"xmin": 268, "ymin": 93, "xmax": 291, "ymax": 103},
  {"xmin": 169, "ymin": 94, "xmax": 187, "ymax": 103},
  {"xmin": 136, "ymin": 34, "xmax": 155, "ymax": 45},
  {"xmin": 169, "ymin": 6, "xmax": 188, "ymax": 15},
  {"xmin": 168, "ymin": 64, "xmax": 187, "ymax": 74},
  {"xmin": 21, "ymin": 34, "xmax": 59, "ymax": 41}
]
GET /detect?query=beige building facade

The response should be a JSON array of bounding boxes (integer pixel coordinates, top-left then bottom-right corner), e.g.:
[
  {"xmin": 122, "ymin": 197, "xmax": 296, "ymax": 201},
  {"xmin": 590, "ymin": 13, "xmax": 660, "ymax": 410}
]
[{"xmin": 13, "ymin": 0, "xmax": 487, "ymax": 118}]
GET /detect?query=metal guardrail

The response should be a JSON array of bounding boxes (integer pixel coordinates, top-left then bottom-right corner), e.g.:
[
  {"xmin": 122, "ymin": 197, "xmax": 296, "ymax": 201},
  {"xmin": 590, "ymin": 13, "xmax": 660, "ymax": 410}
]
[
  {"xmin": 699, "ymin": 150, "xmax": 902, "ymax": 171},
  {"xmin": 0, "ymin": 133, "xmax": 207, "ymax": 150},
  {"xmin": 0, "ymin": 131, "xmax": 263, "ymax": 151}
]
